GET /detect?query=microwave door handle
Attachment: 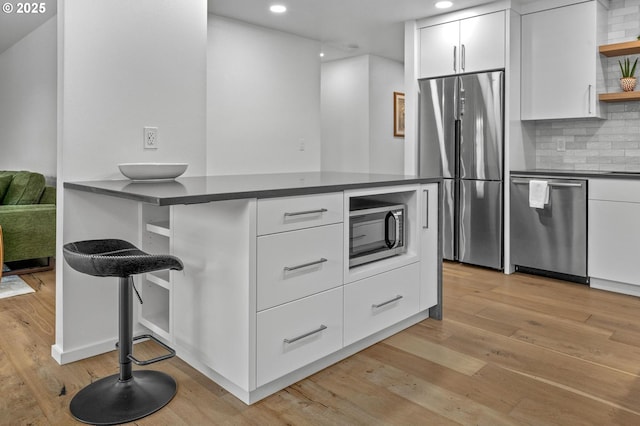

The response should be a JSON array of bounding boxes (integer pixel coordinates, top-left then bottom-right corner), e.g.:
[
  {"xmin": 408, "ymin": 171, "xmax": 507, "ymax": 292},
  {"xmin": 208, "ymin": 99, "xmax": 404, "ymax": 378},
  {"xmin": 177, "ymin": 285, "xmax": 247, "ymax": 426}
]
[{"xmin": 385, "ymin": 211, "xmax": 398, "ymax": 249}]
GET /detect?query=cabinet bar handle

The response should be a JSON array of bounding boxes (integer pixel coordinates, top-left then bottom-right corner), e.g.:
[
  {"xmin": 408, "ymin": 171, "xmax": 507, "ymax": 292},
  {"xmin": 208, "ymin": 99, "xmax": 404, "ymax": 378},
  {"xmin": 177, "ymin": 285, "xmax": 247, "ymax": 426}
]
[
  {"xmin": 283, "ymin": 324, "xmax": 327, "ymax": 344},
  {"xmin": 284, "ymin": 258, "xmax": 328, "ymax": 271},
  {"xmin": 372, "ymin": 295, "xmax": 403, "ymax": 309},
  {"xmin": 512, "ymin": 179, "xmax": 582, "ymax": 188},
  {"xmin": 549, "ymin": 182, "xmax": 583, "ymax": 188},
  {"xmin": 453, "ymin": 45, "xmax": 457, "ymax": 72},
  {"xmin": 588, "ymin": 84, "xmax": 592, "ymax": 114},
  {"xmin": 461, "ymin": 44, "xmax": 466, "ymax": 71},
  {"xmin": 423, "ymin": 189, "xmax": 429, "ymax": 229},
  {"xmin": 284, "ymin": 208, "xmax": 328, "ymax": 217}
]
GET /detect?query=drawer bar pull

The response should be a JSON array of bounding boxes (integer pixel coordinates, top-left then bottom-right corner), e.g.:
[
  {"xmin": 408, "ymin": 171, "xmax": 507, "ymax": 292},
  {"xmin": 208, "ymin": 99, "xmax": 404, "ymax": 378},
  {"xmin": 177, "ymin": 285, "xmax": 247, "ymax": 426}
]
[
  {"xmin": 284, "ymin": 258, "xmax": 328, "ymax": 272},
  {"xmin": 284, "ymin": 208, "xmax": 328, "ymax": 217},
  {"xmin": 283, "ymin": 324, "xmax": 327, "ymax": 344},
  {"xmin": 372, "ymin": 295, "xmax": 403, "ymax": 309}
]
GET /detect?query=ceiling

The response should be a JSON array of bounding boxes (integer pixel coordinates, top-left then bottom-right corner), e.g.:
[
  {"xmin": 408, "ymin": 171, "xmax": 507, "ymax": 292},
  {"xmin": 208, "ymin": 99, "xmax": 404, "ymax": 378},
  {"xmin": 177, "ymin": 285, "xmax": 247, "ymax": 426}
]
[
  {"xmin": 0, "ymin": 0, "xmax": 56, "ymax": 54},
  {"xmin": 208, "ymin": 0, "xmax": 519, "ymax": 62},
  {"xmin": 1, "ymin": 1, "xmax": 533, "ymax": 61}
]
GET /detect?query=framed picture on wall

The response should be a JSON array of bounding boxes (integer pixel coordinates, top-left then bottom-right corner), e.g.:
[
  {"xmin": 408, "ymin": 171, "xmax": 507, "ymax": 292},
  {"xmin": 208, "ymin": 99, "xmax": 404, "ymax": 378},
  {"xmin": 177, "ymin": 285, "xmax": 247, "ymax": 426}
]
[{"xmin": 394, "ymin": 92, "xmax": 405, "ymax": 138}]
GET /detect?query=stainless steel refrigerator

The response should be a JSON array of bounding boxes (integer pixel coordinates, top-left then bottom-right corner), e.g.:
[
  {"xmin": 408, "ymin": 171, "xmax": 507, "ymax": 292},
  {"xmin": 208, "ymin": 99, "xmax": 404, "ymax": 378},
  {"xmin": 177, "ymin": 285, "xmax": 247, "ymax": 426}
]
[{"xmin": 418, "ymin": 71, "xmax": 504, "ymax": 270}]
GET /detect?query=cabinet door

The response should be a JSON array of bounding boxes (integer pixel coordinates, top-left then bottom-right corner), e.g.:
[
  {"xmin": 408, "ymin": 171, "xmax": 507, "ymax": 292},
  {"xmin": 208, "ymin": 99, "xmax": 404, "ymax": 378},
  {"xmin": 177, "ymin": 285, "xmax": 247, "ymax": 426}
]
[
  {"xmin": 419, "ymin": 21, "xmax": 459, "ymax": 78},
  {"xmin": 589, "ymin": 200, "xmax": 640, "ymax": 286},
  {"xmin": 521, "ymin": 2, "xmax": 598, "ymax": 120},
  {"xmin": 589, "ymin": 180, "xmax": 640, "ymax": 286},
  {"xmin": 420, "ymin": 184, "xmax": 439, "ymax": 311},
  {"xmin": 459, "ymin": 11, "xmax": 505, "ymax": 74}
]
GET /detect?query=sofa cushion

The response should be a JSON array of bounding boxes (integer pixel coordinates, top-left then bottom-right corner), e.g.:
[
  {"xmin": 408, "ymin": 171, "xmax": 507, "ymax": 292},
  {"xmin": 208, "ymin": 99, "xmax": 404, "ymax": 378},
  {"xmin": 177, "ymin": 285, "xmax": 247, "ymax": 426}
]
[
  {"xmin": 0, "ymin": 174, "xmax": 12, "ymax": 202},
  {"xmin": 2, "ymin": 171, "xmax": 46, "ymax": 205}
]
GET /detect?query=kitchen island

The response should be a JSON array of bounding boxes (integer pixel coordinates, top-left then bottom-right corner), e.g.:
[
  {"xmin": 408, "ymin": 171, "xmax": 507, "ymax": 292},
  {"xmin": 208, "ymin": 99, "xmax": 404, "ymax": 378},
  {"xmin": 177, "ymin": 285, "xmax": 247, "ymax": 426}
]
[{"xmin": 60, "ymin": 172, "xmax": 442, "ymax": 403}]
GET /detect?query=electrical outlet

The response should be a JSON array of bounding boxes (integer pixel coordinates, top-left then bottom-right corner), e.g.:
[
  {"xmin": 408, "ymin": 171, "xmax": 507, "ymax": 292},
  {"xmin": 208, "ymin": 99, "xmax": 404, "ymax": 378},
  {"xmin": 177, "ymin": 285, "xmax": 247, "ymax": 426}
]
[
  {"xmin": 557, "ymin": 139, "xmax": 566, "ymax": 152},
  {"xmin": 144, "ymin": 127, "xmax": 158, "ymax": 150},
  {"xmin": 299, "ymin": 138, "xmax": 306, "ymax": 151}
]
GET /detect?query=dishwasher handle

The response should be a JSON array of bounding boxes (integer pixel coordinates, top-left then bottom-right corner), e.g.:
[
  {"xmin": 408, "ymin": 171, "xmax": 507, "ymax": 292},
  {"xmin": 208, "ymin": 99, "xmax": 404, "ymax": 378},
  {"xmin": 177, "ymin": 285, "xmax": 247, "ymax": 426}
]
[{"xmin": 511, "ymin": 179, "xmax": 583, "ymax": 188}]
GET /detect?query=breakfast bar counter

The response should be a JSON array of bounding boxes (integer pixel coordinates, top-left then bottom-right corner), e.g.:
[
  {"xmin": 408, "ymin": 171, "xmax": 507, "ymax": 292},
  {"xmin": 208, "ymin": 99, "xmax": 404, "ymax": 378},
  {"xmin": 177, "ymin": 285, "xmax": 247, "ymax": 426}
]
[
  {"xmin": 60, "ymin": 171, "xmax": 442, "ymax": 404},
  {"xmin": 64, "ymin": 171, "xmax": 440, "ymax": 205}
]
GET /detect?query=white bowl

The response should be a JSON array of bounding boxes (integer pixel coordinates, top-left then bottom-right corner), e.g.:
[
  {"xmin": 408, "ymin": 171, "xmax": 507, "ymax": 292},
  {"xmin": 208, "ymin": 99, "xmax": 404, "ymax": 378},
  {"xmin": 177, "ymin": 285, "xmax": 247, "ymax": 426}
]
[{"xmin": 118, "ymin": 163, "xmax": 188, "ymax": 180}]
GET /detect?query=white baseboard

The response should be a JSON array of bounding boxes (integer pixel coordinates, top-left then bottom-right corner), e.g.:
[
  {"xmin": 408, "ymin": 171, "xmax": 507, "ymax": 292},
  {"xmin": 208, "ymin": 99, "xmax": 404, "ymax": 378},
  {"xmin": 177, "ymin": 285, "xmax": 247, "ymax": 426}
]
[
  {"xmin": 51, "ymin": 338, "xmax": 116, "ymax": 365},
  {"xmin": 590, "ymin": 277, "xmax": 640, "ymax": 298}
]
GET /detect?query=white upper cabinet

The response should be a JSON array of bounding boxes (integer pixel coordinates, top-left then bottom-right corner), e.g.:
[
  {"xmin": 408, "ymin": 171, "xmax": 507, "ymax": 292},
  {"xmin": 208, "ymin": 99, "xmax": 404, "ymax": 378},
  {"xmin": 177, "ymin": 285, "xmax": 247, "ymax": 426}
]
[
  {"xmin": 419, "ymin": 21, "xmax": 459, "ymax": 78},
  {"xmin": 419, "ymin": 11, "xmax": 505, "ymax": 79},
  {"xmin": 521, "ymin": 1, "xmax": 607, "ymax": 120}
]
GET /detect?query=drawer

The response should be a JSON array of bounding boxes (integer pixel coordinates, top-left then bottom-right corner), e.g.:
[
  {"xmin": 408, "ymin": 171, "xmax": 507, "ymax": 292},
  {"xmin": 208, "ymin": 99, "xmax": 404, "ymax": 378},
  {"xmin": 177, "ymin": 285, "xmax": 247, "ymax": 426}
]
[
  {"xmin": 344, "ymin": 263, "xmax": 420, "ymax": 346},
  {"xmin": 257, "ymin": 193, "xmax": 343, "ymax": 235},
  {"xmin": 589, "ymin": 179, "xmax": 640, "ymax": 203},
  {"xmin": 257, "ymin": 223, "xmax": 343, "ymax": 311},
  {"xmin": 256, "ymin": 287, "xmax": 343, "ymax": 387}
]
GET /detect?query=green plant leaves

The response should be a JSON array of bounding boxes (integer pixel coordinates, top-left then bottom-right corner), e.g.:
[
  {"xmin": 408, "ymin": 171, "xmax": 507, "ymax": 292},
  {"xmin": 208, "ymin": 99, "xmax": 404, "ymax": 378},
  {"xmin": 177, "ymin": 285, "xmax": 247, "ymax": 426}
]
[{"xmin": 619, "ymin": 57, "xmax": 638, "ymax": 78}]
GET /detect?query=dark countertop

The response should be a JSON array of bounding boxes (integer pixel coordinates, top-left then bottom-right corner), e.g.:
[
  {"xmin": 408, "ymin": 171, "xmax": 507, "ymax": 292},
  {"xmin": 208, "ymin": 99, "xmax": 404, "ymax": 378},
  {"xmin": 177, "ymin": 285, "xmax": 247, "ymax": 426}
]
[
  {"xmin": 64, "ymin": 172, "xmax": 441, "ymax": 206},
  {"xmin": 510, "ymin": 169, "xmax": 640, "ymax": 179}
]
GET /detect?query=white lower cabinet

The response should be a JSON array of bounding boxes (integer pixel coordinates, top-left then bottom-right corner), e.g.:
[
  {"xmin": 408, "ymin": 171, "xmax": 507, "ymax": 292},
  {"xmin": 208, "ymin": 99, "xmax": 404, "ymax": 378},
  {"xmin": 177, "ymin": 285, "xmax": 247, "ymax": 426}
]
[
  {"xmin": 589, "ymin": 179, "xmax": 640, "ymax": 294},
  {"xmin": 344, "ymin": 263, "xmax": 420, "ymax": 346},
  {"xmin": 257, "ymin": 287, "xmax": 343, "ymax": 386},
  {"xmin": 171, "ymin": 184, "xmax": 439, "ymax": 404},
  {"xmin": 420, "ymin": 184, "xmax": 439, "ymax": 311}
]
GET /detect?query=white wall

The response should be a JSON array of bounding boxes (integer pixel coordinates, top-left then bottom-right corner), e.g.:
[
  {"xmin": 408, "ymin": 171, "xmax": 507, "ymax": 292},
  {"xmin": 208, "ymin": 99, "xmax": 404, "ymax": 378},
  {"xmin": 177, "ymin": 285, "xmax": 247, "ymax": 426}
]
[
  {"xmin": 207, "ymin": 15, "xmax": 322, "ymax": 175},
  {"xmin": 0, "ymin": 17, "xmax": 56, "ymax": 179},
  {"xmin": 369, "ymin": 55, "xmax": 405, "ymax": 174},
  {"xmin": 321, "ymin": 54, "xmax": 404, "ymax": 174},
  {"xmin": 55, "ymin": 0, "xmax": 207, "ymax": 363},
  {"xmin": 321, "ymin": 56, "xmax": 370, "ymax": 173}
]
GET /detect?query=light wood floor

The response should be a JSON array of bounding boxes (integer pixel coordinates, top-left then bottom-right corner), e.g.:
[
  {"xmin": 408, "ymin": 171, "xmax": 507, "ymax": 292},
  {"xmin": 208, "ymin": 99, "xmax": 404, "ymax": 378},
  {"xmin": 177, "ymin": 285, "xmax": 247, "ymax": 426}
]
[{"xmin": 4, "ymin": 262, "xmax": 640, "ymax": 425}]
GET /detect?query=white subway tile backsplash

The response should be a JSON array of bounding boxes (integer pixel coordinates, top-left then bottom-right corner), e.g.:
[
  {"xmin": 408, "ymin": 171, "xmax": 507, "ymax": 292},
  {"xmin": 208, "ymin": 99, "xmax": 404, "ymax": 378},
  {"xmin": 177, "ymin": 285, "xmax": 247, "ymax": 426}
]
[{"xmin": 534, "ymin": 1, "xmax": 640, "ymax": 172}]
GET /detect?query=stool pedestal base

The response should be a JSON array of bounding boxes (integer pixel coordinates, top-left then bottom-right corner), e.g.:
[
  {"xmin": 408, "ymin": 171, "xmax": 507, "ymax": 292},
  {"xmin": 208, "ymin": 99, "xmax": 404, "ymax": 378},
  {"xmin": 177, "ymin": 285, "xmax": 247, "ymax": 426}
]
[{"xmin": 70, "ymin": 370, "xmax": 176, "ymax": 425}]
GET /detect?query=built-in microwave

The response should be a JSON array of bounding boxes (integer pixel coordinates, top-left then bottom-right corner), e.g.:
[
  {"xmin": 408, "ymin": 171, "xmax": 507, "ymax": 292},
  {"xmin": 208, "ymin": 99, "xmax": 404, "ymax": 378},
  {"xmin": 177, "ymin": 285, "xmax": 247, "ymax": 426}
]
[{"xmin": 349, "ymin": 199, "xmax": 407, "ymax": 267}]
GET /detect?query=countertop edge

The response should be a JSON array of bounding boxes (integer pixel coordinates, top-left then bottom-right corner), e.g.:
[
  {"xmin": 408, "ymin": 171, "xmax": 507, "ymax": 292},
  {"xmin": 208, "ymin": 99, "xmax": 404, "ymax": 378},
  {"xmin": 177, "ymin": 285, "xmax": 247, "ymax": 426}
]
[{"xmin": 64, "ymin": 176, "xmax": 441, "ymax": 206}]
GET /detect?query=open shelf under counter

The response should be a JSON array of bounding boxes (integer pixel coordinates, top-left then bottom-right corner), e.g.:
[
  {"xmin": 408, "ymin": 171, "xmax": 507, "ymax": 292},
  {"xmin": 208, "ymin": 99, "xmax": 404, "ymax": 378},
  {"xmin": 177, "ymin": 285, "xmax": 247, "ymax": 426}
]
[
  {"xmin": 145, "ymin": 270, "xmax": 171, "ymax": 290},
  {"xmin": 146, "ymin": 221, "xmax": 171, "ymax": 237},
  {"xmin": 599, "ymin": 91, "xmax": 640, "ymax": 103},
  {"xmin": 139, "ymin": 279, "xmax": 171, "ymax": 338},
  {"xmin": 599, "ymin": 39, "xmax": 640, "ymax": 57}
]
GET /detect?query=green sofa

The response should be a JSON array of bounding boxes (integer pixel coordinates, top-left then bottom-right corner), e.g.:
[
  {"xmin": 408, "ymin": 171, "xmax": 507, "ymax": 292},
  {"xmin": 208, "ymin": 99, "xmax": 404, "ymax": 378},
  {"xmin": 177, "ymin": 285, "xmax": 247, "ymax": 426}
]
[{"xmin": 0, "ymin": 171, "xmax": 56, "ymax": 266}]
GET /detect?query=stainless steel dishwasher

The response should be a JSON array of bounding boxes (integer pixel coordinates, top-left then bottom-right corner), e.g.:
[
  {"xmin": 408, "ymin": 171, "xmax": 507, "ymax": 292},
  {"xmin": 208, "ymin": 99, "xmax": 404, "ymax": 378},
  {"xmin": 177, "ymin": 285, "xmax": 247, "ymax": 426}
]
[{"xmin": 510, "ymin": 176, "xmax": 588, "ymax": 283}]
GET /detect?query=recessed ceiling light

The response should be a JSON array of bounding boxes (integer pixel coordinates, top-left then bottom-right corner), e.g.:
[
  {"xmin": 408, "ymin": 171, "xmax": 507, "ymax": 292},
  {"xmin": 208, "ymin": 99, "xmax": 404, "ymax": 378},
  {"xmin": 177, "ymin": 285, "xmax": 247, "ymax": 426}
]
[
  {"xmin": 435, "ymin": 1, "xmax": 453, "ymax": 8},
  {"xmin": 270, "ymin": 4, "xmax": 287, "ymax": 13}
]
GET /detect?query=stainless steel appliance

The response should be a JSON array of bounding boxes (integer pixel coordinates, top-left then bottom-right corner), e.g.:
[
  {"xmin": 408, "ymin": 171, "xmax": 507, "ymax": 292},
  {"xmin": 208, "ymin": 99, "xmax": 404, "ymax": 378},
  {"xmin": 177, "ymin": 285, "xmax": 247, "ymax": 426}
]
[
  {"xmin": 349, "ymin": 200, "xmax": 406, "ymax": 267},
  {"xmin": 510, "ymin": 176, "xmax": 588, "ymax": 283},
  {"xmin": 418, "ymin": 71, "xmax": 504, "ymax": 269}
]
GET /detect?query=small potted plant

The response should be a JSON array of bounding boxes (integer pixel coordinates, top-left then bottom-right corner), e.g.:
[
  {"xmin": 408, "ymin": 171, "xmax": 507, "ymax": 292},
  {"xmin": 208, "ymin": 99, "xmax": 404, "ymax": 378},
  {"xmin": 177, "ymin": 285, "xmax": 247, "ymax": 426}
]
[{"xmin": 619, "ymin": 57, "xmax": 638, "ymax": 92}]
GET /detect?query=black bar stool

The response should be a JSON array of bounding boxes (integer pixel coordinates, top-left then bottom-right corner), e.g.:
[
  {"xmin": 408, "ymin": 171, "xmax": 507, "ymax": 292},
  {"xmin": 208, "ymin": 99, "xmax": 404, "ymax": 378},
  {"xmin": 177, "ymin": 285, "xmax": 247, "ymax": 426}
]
[{"xmin": 63, "ymin": 239, "xmax": 183, "ymax": 425}]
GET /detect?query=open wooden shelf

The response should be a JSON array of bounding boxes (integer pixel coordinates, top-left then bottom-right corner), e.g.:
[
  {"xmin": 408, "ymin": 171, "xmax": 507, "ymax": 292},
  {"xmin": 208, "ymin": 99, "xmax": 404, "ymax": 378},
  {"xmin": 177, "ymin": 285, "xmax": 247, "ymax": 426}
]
[
  {"xmin": 599, "ymin": 39, "xmax": 640, "ymax": 57},
  {"xmin": 599, "ymin": 91, "xmax": 640, "ymax": 102}
]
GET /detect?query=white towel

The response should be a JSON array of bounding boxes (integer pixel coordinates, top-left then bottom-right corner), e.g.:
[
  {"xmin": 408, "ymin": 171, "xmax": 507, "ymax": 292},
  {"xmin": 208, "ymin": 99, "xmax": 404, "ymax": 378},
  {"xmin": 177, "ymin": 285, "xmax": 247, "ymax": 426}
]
[{"xmin": 529, "ymin": 180, "xmax": 549, "ymax": 209}]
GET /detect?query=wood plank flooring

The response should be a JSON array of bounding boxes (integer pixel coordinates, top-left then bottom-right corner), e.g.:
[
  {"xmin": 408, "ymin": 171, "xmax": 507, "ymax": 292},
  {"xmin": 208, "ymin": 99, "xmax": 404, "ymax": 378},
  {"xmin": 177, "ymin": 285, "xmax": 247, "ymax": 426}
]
[{"xmin": 3, "ymin": 262, "xmax": 640, "ymax": 425}]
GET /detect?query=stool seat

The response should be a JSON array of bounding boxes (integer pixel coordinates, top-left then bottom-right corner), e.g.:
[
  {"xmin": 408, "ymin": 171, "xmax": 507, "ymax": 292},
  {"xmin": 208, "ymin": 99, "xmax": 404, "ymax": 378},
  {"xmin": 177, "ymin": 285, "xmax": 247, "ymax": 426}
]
[
  {"xmin": 63, "ymin": 239, "xmax": 183, "ymax": 277},
  {"xmin": 63, "ymin": 238, "xmax": 184, "ymax": 425}
]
